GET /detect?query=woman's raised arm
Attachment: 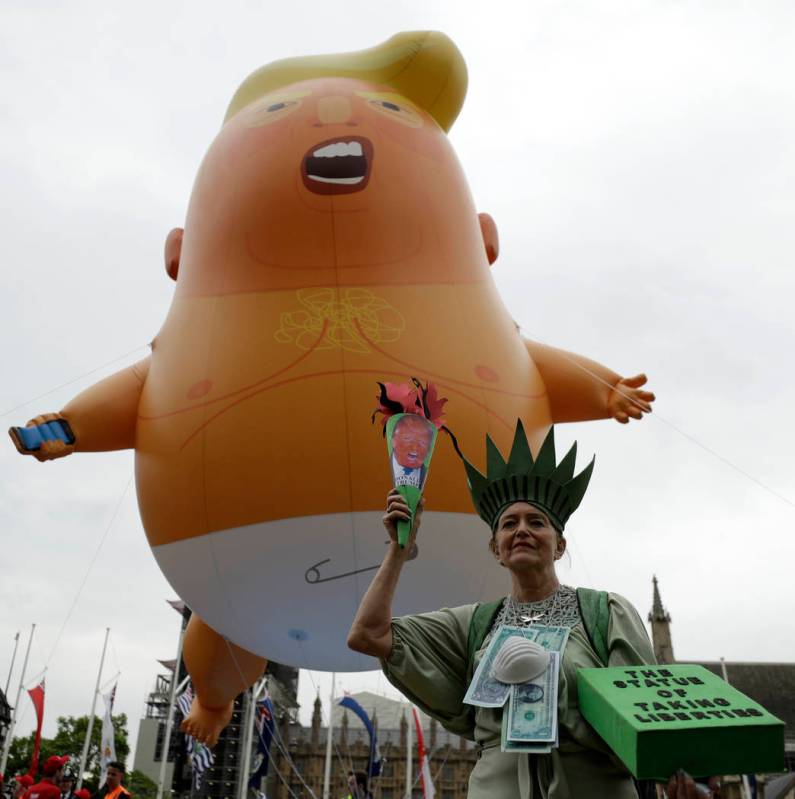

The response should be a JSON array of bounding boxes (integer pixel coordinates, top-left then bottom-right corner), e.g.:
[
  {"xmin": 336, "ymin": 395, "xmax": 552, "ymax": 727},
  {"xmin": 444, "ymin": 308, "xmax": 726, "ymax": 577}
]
[{"xmin": 346, "ymin": 490, "xmax": 423, "ymax": 659}]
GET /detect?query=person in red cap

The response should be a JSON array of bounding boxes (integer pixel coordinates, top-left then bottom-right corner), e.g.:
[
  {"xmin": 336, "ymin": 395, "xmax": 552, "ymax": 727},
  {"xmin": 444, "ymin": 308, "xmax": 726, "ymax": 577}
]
[
  {"xmin": 13, "ymin": 775, "xmax": 34, "ymax": 799},
  {"xmin": 74, "ymin": 790, "xmax": 91, "ymax": 799},
  {"xmin": 23, "ymin": 756, "xmax": 69, "ymax": 799},
  {"xmin": 90, "ymin": 763, "xmax": 129, "ymax": 799}
]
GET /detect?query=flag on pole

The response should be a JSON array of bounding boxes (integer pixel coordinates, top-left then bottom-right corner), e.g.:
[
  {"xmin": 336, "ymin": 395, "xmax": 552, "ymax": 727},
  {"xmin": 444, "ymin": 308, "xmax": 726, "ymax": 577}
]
[
  {"xmin": 99, "ymin": 684, "xmax": 117, "ymax": 786},
  {"xmin": 338, "ymin": 695, "xmax": 383, "ymax": 778},
  {"xmin": 26, "ymin": 680, "xmax": 45, "ymax": 778},
  {"xmin": 176, "ymin": 684, "xmax": 215, "ymax": 789},
  {"xmin": 248, "ymin": 691, "xmax": 275, "ymax": 788},
  {"xmin": 411, "ymin": 707, "xmax": 435, "ymax": 799}
]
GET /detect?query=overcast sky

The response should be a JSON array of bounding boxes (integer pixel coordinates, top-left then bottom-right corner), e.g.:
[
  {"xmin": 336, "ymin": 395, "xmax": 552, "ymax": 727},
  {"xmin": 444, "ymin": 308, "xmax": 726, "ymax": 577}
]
[{"xmin": 2, "ymin": 0, "xmax": 794, "ymax": 764}]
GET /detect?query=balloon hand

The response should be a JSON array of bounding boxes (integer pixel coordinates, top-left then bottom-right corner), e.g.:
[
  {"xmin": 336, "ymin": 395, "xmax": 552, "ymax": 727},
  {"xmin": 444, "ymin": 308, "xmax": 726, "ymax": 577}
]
[
  {"xmin": 608, "ymin": 373, "xmax": 655, "ymax": 424},
  {"xmin": 9, "ymin": 414, "xmax": 75, "ymax": 461}
]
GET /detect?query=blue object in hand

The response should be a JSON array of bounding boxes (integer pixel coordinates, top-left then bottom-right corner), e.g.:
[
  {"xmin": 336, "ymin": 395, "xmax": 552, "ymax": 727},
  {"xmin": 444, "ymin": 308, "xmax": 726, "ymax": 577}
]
[{"xmin": 9, "ymin": 419, "xmax": 75, "ymax": 452}]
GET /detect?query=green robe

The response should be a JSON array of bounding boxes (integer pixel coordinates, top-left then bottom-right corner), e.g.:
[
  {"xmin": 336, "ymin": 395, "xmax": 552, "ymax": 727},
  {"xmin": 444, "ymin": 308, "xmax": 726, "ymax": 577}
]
[{"xmin": 381, "ymin": 592, "xmax": 656, "ymax": 798}]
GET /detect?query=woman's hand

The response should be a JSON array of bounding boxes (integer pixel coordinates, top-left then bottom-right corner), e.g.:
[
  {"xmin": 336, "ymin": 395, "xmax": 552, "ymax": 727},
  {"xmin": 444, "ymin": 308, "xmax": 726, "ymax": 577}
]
[
  {"xmin": 382, "ymin": 489, "xmax": 424, "ymax": 558},
  {"xmin": 664, "ymin": 771, "xmax": 720, "ymax": 797}
]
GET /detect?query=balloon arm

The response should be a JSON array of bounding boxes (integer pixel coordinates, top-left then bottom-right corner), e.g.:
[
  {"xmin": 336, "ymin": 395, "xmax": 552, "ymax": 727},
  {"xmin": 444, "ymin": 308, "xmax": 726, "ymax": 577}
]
[
  {"xmin": 52, "ymin": 355, "xmax": 151, "ymax": 452},
  {"xmin": 523, "ymin": 339, "xmax": 620, "ymax": 423}
]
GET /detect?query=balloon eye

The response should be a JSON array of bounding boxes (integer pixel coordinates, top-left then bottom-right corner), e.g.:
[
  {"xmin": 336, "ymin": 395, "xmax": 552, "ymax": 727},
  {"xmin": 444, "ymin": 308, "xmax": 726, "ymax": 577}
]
[
  {"xmin": 247, "ymin": 98, "xmax": 301, "ymax": 128},
  {"xmin": 363, "ymin": 97, "xmax": 422, "ymax": 127}
]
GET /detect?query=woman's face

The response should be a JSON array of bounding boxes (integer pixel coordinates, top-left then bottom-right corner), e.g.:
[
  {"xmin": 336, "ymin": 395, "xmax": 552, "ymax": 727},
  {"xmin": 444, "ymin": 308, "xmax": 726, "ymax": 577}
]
[{"xmin": 491, "ymin": 502, "xmax": 565, "ymax": 572}]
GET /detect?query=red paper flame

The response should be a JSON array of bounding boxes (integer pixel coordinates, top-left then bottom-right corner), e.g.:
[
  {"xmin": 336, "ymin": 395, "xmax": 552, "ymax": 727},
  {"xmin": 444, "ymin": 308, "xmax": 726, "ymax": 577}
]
[{"xmin": 372, "ymin": 378, "xmax": 447, "ymax": 429}]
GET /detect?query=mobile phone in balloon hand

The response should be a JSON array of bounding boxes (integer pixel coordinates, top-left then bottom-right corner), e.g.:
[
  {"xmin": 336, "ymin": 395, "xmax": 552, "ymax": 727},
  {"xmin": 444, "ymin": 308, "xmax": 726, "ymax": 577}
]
[{"xmin": 8, "ymin": 419, "xmax": 75, "ymax": 453}]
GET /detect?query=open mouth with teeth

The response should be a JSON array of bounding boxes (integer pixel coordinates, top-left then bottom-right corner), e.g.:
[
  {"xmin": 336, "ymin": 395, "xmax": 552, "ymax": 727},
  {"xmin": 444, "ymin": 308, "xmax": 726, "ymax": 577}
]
[{"xmin": 301, "ymin": 136, "xmax": 373, "ymax": 195}]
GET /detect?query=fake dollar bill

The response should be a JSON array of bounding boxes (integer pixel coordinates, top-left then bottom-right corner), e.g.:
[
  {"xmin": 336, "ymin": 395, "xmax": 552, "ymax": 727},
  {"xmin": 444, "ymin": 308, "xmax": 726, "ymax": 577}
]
[
  {"xmin": 500, "ymin": 705, "xmax": 555, "ymax": 753},
  {"xmin": 464, "ymin": 624, "xmax": 570, "ymax": 708},
  {"xmin": 464, "ymin": 625, "xmax": 515, "ymax": 707},
  {"xmin": 506, "ymin": 651, "xmax": 560, "ymax": 744}
]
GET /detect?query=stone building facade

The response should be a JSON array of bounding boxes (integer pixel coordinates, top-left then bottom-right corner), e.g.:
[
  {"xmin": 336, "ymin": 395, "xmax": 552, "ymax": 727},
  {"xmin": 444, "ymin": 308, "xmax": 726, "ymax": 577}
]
[{"xmin": 266, "ymin": 691, "xmax": 477, "ymax": 799}]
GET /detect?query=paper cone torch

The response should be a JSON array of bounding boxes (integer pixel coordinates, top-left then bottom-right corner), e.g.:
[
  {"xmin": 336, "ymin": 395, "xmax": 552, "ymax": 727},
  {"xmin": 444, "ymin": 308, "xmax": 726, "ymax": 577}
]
[{"xmin": 373, "ymin": 379, "xmax": 447, "ymax": 548}]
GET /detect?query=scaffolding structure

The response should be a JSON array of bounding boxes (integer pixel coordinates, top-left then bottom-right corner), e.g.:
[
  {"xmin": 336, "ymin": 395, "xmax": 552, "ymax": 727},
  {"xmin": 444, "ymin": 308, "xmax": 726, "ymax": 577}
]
[{"xmin": 137, "ymin": 606, "xmax": 298, "ymax": 799}]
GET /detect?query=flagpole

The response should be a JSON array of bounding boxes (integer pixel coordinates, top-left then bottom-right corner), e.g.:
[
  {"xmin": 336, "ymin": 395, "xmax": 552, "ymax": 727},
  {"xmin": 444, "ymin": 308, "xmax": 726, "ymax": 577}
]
[
  {"xmin": 322, "ymin": 673, "xmax": 335, "ymax": 799},
  {"xmin": 238, "ymin": 684, "xmax": 255, "ymax": 799},
  {"xmin": 156, "ymin": 627, "xmax": 186, "ymax": 799},
  {"xmin": 4, "ymin": 631, "xmax": 20, "ymax": 697},
  {"xmin": 404, "ymin": 707, "xmax": 413, "ymax": 799},
  {"xmin": 77, "ymin": 627, "xmax": 110, "ymax": 790},
  {"xmin": 238, "ymin": 677, "xmax": 266, "ymax": 799},
  {"xmin": 0, "ymin": 623, "xmax": 35, "ymax": 775}
]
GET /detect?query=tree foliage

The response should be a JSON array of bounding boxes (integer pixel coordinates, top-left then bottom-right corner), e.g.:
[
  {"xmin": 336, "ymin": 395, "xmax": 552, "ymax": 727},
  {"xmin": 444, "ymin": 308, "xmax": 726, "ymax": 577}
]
[
  {"xmin": 126, "ymin": 770, "xmax": 157, "ymax": 799},
  {"xmin": 6, "ymin": 715, "xmax": 129, "ymax": 792}
]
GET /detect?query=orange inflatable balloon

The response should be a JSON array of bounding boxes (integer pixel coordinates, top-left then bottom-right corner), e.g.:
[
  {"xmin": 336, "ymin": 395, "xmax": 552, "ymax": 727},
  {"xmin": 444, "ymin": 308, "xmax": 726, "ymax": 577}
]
[{"xmin": 11, "ymin": 32, "xmax": 654, "ymax": 744}]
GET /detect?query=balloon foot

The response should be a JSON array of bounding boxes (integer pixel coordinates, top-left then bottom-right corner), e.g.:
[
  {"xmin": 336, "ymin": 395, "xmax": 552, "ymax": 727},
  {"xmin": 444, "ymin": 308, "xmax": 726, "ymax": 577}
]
[{"xmin": 180, "ymin": 697, "xmax": 233, "ymax": 747}]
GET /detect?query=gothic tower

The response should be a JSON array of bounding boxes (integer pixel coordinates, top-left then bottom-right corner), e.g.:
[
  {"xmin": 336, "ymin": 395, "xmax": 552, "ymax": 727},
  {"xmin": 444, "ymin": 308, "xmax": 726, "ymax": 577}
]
[
  {"xmin": 310, "ymin": 693, "xmax": 322, "ymax": 746},
  {"xmin": 341, "ymin": 709, "xmax": 349, "ymax": 745},
  {"xmin": 648, "ymin": 575, "xmax": 675, "ymax": 664}
]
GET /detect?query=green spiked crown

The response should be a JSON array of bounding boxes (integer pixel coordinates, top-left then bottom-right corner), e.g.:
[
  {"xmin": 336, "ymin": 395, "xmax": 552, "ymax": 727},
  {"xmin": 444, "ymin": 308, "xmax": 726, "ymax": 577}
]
[{"xmin": 462, "ymin": 421, "xmax": 595, "ymax": 532}]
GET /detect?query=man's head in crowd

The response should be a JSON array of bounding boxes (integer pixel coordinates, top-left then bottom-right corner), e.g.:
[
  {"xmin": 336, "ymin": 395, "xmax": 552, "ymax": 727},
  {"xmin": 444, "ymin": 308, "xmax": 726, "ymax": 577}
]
[
  {"xmin": 59, "ymin": 772, "xmax": 75, "ymax": 794},
  {"xmin": 105, "ymin": 763, "xmax": 125, "ymax": 790}
]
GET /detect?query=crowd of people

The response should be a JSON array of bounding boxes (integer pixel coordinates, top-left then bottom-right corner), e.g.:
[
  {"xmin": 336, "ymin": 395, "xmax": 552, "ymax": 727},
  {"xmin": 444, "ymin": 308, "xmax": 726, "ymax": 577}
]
[{"xmin": 0, "ymin": 757, "xmax": 130, "ymax": 799}]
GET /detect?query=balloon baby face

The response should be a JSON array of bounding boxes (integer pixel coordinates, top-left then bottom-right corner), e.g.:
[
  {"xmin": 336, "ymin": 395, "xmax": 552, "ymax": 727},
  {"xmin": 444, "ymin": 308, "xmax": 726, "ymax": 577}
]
[{"xmin": 174, "ymin": 76, "xmax": 484, "ymax": 298}]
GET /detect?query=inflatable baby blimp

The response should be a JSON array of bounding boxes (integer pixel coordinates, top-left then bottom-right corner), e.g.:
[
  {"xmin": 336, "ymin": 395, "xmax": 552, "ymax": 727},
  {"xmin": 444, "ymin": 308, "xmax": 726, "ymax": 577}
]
[{"xmin": 11, "ymin": 32, "xmax": 654, "ymax": 744}]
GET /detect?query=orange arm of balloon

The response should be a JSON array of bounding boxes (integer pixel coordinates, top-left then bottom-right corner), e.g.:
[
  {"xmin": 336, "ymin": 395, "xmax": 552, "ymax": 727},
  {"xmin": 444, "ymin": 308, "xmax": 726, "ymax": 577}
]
[
  {"xmin": 524, "ymin": 339, "xmax": 619, "ymax": 423},
  {"xmin": 59, "ymin": 356, "xmax": 151, "ymax": 451}
]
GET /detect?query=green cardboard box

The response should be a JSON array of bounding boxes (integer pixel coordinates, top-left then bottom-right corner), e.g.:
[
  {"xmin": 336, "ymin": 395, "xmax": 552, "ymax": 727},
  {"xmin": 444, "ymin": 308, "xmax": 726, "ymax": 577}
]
[{"xmin": 577, "ymin": 664, "xmax": 784, "ymax": 780}]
